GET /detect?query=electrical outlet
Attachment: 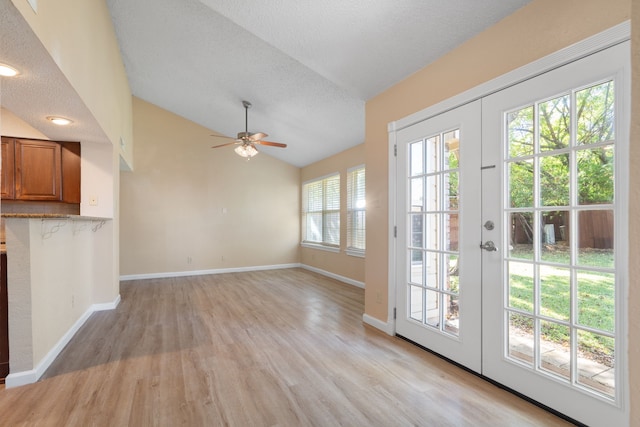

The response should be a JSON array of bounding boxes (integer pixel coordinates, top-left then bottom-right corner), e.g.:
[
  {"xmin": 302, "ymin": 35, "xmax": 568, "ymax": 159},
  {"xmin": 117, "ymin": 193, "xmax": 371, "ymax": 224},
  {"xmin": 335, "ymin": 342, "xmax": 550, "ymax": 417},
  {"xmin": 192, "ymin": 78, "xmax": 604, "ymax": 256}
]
[{"xmin": 89, "ymin": 195, "xmax": 98, "ymax": 206}]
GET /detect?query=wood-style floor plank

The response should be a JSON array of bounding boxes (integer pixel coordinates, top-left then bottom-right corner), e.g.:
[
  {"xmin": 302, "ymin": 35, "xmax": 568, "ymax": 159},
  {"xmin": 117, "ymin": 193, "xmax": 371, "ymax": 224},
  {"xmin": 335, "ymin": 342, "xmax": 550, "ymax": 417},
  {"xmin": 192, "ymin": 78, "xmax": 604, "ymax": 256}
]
[{"xmin": 0, "ymin": 269, "xmax": 574, "ymax": 426}]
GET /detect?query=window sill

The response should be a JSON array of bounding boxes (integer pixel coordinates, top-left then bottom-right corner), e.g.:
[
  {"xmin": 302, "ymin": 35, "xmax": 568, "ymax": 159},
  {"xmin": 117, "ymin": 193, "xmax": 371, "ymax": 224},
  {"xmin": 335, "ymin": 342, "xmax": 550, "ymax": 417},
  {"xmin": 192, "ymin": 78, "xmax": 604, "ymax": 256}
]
[
  {"xmin": 301, "ymin": 242, "xmax": 340, "ymax": 253},
  {"xmin": 345, "ymin": 249, "xmax": 365, "ymax": 258}
]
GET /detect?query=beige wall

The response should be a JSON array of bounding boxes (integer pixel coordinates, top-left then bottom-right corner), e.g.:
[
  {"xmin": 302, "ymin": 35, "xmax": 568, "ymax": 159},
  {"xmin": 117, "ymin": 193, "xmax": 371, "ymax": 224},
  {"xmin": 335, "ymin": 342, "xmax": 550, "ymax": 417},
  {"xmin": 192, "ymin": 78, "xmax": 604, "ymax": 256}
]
[
  {"xmin": 300, "ymin": 144, "xmax": 365, "ymax": 284},
  {"xmin": 0, "ymin": 108, "xmax": 48, "ymax": 140},
  {"xmin": 28, "ymin": 219, "xmax": 108, "ymax": 366},
  {"xmin": 365, "ymin": 0, "xmax": 633, "ymax": 420},
  {"xmin": 120, "ymin": 98, "xmax": 300, "ymax": 276}
]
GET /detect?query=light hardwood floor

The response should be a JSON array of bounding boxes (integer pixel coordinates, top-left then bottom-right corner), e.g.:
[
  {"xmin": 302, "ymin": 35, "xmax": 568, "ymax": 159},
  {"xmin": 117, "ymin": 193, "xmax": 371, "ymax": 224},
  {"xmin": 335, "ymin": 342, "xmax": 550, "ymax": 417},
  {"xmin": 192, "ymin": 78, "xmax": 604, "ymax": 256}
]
[{"xmin": 0, "ymin": 269, "xmax": 575, "ymax": 426}]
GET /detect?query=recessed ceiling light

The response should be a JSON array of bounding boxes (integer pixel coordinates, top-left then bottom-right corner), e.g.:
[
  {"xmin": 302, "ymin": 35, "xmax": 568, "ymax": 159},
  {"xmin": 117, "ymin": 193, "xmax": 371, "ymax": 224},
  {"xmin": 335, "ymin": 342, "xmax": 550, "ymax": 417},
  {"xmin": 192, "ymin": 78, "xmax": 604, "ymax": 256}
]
[
  {"xmin": 46, "ymin": 116, "xmax": 73, "ymax": 126},
  {"xmin": 0, "ymin": 63, "xmax": 19, "ymax": 77}
]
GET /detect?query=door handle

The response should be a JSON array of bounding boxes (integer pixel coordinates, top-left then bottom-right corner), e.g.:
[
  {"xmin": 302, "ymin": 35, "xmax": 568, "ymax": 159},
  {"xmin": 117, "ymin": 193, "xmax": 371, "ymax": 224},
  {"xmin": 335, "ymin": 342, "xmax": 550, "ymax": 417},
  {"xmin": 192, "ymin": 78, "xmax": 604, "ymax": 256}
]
[{"xmin": 480, "ymin": 241, "xmax": 498, "ymax": 252}]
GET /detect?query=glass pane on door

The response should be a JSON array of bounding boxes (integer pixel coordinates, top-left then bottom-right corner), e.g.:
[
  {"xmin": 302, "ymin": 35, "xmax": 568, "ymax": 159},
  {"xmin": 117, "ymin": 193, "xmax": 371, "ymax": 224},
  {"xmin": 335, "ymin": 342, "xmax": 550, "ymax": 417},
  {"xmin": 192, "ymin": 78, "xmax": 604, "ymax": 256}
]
[
  {"xmin": 408, "ymin": 129, "xmax": 460, "ymax": 336},
  {"xmin": 503, "ymin": 79, "xmax": 617, "ymax": 399}
]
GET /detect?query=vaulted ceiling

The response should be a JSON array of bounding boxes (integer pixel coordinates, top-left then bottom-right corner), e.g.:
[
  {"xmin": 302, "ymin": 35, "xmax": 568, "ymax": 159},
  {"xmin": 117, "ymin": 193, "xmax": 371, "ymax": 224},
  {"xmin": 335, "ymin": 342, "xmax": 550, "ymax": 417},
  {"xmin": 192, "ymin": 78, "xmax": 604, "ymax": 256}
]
[
  {"xmin": 106, "ymin": 0, "xmax": 532, "ymax": 166},
  {"xmin": 1, "ymin": 1, "xmax": 532, "ymax": 167}
]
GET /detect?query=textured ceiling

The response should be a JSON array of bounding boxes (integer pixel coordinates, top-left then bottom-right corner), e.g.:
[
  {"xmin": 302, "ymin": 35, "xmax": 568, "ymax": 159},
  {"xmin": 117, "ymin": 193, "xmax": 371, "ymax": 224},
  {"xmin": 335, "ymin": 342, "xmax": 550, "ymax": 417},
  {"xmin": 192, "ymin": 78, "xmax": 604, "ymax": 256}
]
[
  {"xmin": 1, "ymin": 0, "xmax": 532, "ymax": 168},
  {"xmin": 106, "ymin": 0, "xmax": 531, "ymax": 166}
]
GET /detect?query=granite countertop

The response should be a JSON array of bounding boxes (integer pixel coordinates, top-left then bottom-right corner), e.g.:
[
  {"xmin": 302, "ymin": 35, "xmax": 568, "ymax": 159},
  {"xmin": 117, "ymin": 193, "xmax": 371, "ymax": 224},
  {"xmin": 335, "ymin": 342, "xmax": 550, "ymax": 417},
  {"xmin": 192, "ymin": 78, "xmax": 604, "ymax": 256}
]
[
  {"xmin": 1, "ymin": 213, "xmax": 111, "ymax": 221},
  {"xmin": 1, "ymin": 213, "xmax": 72, "ymax": 218}
]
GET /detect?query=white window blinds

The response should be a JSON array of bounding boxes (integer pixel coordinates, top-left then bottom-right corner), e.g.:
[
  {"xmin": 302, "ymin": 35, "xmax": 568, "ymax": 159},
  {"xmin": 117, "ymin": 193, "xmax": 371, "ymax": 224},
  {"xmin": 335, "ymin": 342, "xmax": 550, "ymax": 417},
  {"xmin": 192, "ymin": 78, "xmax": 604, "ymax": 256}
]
[
  {"xmin": 347, "ymin": 166, "xmax": 366, "ymax": 253},
  {"xmin": 302, "ymin": 173, "xmax": 340, "ymax": 247}
]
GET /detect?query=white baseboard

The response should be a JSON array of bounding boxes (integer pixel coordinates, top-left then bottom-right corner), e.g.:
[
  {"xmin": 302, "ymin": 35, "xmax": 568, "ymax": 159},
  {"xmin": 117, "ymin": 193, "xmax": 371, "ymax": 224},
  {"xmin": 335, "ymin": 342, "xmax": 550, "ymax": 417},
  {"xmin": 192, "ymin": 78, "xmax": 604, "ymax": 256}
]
[
  {"xmin": 120, "ymin": 264, "xmax": 366, "ymax": 290},
  {"xmin": 362, "ymin": 313, "xmax": 395, "ymax": 336},
  {"xmin": 4, "ymin": 368, "xmax": 37, "ymax": 388},
  {"xmin": 299, "ymin": 264, "xmax": 365, "ymax": 289},
  {"xmin": 120, "ymin": 263, "xmax": 301, "ymax": 281},
  {"xmin": 92, "ymin": 294, "xmax": 121, "ymax": 311},
  {"xmin": 5, "ymin": 294, "xmax": 121, "ymax": 389}
]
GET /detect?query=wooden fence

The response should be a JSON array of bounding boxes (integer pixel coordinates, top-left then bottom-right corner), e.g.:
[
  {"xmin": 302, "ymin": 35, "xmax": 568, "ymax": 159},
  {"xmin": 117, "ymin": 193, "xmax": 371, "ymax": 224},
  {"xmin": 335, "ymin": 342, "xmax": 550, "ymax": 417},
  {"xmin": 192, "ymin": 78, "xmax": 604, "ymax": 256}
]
[{"xmin": 511, "ymin": 210, "xmax": 613, "ymax": 249}]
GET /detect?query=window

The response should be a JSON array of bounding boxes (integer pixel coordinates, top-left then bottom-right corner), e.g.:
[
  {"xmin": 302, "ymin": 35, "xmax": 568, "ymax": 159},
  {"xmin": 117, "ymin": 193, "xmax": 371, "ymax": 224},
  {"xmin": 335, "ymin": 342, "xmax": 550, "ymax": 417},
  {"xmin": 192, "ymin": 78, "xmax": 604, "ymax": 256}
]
[
  {"xmin": 302, "ymin": 173, "xmax": 340, "ymax": 249},
  {"xmin": 347, "ymin": 166, "xmax": 366, "ymax": 255}
]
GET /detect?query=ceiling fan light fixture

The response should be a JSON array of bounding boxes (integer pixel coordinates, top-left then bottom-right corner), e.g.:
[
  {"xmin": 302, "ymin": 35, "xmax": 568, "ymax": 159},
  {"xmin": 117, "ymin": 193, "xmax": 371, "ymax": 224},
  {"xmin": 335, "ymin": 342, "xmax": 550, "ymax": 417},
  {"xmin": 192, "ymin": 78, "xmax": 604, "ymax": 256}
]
[{"xmin": 235, "ymin": 144, "xmax": 258, "ymax": 158}]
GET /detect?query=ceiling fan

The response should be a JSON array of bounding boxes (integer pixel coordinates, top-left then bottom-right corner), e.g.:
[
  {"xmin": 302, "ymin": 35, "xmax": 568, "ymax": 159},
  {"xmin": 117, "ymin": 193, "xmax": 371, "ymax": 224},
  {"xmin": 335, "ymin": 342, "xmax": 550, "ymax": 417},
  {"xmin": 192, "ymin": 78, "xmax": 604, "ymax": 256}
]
[{"xmin": 211, "ymin": 100, "xmax": 287, "ymax": 159}]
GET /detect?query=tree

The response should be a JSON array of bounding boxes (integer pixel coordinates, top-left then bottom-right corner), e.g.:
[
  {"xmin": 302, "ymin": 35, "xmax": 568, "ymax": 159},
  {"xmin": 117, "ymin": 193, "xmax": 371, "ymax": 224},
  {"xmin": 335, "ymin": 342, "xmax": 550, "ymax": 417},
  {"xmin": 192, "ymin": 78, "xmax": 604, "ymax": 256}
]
[{"xmin": 506, "ymin": 80, "xmax": 615, "ymax": 209}]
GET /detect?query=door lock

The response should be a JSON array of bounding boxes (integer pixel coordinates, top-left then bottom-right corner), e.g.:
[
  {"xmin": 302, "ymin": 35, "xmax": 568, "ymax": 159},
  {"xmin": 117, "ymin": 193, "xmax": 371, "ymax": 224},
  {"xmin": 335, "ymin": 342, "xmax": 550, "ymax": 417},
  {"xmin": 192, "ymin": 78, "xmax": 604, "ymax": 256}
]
[
  {"xmin": 480, "ymin": 241, "xmax": 498, "ymax": 251},
  {"xmin": 484, "ymin": 220, "xmax": 495, "ymax": 230}
]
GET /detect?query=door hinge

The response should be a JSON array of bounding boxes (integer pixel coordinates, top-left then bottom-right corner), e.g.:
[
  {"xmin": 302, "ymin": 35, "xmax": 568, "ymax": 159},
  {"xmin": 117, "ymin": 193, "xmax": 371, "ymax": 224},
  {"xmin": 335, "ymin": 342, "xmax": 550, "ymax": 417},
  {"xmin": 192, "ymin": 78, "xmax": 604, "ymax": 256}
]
[
  {"xmin": 394, "ymin": 144, "xmax": 397, "ymax": 157},
  {"xmin": 393, "ymin": 307, "xmax": 397, "ymax": 319},
  {"xmin": 394, "ymin": 226, "xmax": 397, "ymax": 238}
]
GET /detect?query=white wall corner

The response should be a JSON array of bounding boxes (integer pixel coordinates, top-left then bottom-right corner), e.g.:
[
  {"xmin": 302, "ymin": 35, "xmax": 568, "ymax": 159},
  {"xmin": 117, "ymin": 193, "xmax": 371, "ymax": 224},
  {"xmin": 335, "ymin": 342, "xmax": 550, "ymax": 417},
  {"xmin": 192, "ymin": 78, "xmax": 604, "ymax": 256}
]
[{"xmin": 92, "ymin": 294, "xmax": 121, "ymax": 311}]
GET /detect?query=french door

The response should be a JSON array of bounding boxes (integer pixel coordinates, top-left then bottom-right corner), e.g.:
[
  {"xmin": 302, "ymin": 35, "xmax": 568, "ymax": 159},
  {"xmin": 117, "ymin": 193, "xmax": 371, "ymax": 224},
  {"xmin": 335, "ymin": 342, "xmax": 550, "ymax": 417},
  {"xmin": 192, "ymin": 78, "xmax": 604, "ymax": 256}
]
[
  {"xmin": 394, "ymin": 41, "xmax": 629, "ymax": 426},
  {"xmin": 395, "ymin": 100, "xmax": 482, "ymax": 372}
]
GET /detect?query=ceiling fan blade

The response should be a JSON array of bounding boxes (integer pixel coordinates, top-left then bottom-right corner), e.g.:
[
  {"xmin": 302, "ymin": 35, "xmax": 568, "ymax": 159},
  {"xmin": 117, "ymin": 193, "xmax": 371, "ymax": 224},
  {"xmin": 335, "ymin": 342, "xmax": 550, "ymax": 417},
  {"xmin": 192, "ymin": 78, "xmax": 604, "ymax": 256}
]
[
  {"xmin": 256, "ymin": 140, "xmax": 287, "ymax": 148},
  {"xmin": 249, "ymin": 132, "xmax": 268, "ymax": 141},
  {"xmin": 211, "ymin": 141, "xmax": 238, "ymax": 149}
]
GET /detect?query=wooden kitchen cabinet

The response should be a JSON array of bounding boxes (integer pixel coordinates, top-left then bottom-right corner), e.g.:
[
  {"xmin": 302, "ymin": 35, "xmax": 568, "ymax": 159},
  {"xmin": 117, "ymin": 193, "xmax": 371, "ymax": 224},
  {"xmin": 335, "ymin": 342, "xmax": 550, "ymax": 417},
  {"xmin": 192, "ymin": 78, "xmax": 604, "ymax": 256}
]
[
  {"xmin": 14, "ymin": 138, "xmax": 62, "ymax": 201},
  {"xmin": 60, "ymin": 141, "xmax": 81, "ymax": 204},
  {"xmin": 1, "ymin": 137, "xmax": 80, "ymax": 205},
  {"xmin": 1, "ymin": 138, "xmax": 15, "ymax": 199}
]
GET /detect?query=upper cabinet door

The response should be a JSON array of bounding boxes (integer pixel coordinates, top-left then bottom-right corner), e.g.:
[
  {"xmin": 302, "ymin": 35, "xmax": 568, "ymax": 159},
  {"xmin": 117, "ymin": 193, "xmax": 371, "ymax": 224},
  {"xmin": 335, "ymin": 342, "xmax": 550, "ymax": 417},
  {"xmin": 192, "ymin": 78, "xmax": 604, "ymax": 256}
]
[
  {"xmin": 1, "ymin": 137, "xmax": 15, "ymax": 200},
  {"xmin": 60, "ymin": 141, "xmax": 81, "ymax": 204},
  {"xmin": 14, "ymin": 139, "xmax": 62, "ymax": 201}
]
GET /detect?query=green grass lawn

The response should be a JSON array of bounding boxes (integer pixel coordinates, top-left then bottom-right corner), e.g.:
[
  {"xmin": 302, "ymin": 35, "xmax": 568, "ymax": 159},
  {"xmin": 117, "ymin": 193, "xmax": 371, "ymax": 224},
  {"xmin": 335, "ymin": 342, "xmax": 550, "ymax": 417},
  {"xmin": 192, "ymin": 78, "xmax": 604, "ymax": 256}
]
[{"xmin": 508, "ymin": 247, "xmax": 615, "ymax": 365}]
